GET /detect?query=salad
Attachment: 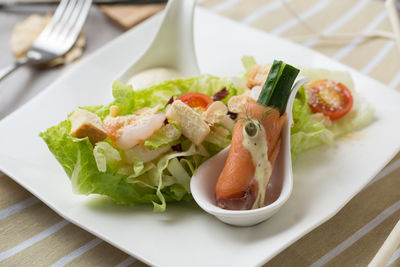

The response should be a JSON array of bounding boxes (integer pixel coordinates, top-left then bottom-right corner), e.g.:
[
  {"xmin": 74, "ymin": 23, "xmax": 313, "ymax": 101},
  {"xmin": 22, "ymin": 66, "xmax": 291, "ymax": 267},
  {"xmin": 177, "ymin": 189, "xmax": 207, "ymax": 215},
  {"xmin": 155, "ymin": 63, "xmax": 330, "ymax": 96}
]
[{"xmin": 40, "ymin": 56, "xmax": 374, "ymax": 211}]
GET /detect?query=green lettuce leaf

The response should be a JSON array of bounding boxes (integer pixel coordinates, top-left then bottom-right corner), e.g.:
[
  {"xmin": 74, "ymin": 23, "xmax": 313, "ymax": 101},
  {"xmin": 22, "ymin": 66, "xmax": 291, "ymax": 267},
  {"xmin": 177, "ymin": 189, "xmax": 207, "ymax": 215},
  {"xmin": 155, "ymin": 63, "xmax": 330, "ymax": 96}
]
[
  {"xmin": 290, "ymin": 87, "xmax": 334, "ymax": 159},
  {"xmin": 40, "ymin": 121, "xmax": 205, "ymax": 212},
  {"xmin": 78, "ymin": 79, "xmax": 136, "ymax": 119},
  {"xmin": 133, "ymin": 74, "xmax": 241, "ymax": 107},
  {"xmin": 241, "ymin": 55, "xmax": 257, "ymax": 77},
  {"xmin": 111, "ymin": 80, "xmax": 136, "ymax": 115},
  {"xmin": 291, "ymin": 69, "xmax": 374, "ymax": 159},
  {"xmin": 40, "ymin": 117, "xmax": 205, "ymax": 212},
  {"xmin": 328, "ymin": 94, "xmax": 375, "ymax": 137},
  {"xmin": 81, "ymin": 74, "xmax": 241, "ymax": 120},
  {"xmin": 80, "ymin": 105, "xmax": 110, "ymax": 120},
  {"xmin": 39, "ymin": 120, "xmax": 162, "ymax": 206}
]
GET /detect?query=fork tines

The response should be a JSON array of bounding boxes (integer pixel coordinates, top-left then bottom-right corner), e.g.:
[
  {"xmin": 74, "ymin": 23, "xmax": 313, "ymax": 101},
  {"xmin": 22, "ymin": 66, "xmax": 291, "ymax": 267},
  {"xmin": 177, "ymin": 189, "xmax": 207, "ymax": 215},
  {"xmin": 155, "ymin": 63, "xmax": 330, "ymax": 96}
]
[{"xmin": 34, "ymin": 0, "xmax": 92, "ymax": 54}]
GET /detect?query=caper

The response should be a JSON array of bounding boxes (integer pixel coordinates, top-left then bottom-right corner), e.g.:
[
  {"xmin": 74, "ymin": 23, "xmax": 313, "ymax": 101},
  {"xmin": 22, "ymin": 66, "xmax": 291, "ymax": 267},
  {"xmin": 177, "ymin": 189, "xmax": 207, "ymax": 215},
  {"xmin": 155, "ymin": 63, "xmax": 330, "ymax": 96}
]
[{"xmin": 244, "ymin": 121, "xmax": 258, "ymax": 137}]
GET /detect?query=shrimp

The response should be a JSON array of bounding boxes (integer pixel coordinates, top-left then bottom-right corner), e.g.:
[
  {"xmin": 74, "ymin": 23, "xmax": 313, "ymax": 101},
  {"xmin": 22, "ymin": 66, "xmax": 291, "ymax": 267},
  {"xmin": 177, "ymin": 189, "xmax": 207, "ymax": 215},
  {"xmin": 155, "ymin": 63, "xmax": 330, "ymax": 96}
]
[{"xmin": 103, "ymin": 108, "xmax": 165, "ymax": 150}]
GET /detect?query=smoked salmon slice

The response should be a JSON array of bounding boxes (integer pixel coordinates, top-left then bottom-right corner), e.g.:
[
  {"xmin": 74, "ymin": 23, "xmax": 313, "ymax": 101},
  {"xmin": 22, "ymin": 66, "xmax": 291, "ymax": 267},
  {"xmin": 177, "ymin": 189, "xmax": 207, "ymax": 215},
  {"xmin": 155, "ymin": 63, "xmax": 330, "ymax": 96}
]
[
  {"xmin": 215, "ymin": 59, "xmax": 298, "ymax": 210},
  {"xmin": 215, "ymin": 101, "xmax": 286, "ymax": 210}
]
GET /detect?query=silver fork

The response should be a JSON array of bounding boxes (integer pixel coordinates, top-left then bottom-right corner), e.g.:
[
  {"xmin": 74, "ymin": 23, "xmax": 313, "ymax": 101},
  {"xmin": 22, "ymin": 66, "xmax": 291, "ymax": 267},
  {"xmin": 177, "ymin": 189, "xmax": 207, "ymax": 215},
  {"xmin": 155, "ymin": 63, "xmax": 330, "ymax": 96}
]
[{"xmin": 0, "ymin": 0, "xmax": 92, "ymax": 81}]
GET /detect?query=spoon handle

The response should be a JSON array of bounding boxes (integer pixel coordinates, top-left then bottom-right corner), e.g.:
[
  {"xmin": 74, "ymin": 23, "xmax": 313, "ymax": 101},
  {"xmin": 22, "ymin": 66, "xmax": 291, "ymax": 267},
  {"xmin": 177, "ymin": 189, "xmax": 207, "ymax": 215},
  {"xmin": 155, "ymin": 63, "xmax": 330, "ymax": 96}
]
[{"xmin": 286, "ymin": 77, "xmax": 310, "ymax": 125}]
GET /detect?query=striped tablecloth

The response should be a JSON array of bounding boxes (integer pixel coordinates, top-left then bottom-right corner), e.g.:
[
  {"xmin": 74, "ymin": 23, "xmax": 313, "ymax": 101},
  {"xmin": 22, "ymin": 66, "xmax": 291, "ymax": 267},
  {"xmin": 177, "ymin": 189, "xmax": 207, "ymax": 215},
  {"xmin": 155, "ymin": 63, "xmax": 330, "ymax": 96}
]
[{"xmin": 1, "ymin": 0, "xmax": 400, "ymax": 266}]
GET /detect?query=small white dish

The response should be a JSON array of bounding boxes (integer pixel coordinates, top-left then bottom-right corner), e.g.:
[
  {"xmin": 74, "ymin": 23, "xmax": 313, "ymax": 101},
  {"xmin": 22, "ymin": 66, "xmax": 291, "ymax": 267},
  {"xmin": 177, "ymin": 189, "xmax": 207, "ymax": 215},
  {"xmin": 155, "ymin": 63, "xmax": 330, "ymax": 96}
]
[
  {"xmin": 191, "ymin": 78, "xmax": 309, "ymax": 226},
  {"xmin": 118, "ymin": 0, "xmax": 199, "ymax": 83}
]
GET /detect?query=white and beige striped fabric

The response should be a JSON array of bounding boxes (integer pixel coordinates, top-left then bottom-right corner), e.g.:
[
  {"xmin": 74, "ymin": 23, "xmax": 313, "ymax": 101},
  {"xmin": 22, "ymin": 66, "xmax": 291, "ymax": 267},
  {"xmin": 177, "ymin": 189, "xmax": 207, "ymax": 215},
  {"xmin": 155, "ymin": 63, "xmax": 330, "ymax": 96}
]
[{"xmin": 1, "ymin": 0, "xmax": 400, "ymax": 266}]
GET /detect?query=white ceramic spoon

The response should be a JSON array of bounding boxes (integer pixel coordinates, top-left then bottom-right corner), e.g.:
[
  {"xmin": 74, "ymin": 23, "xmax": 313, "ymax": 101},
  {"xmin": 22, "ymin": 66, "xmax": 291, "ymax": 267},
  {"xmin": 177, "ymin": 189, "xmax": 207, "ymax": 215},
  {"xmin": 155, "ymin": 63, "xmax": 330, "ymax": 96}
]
[
  {"xmin": 190, "ymin": 77, "xmax": 309, "ymax": 227},
  {"xmin": 119, "ymin": 0, "xmax": 199, "ymax": 83}
]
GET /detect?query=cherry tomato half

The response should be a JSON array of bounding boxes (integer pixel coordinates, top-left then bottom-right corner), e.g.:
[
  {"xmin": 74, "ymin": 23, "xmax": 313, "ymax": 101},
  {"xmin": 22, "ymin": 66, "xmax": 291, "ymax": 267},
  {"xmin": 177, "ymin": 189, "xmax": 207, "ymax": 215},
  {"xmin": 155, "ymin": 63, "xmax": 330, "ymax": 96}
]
[
  {"xmin": 307, "ymin": 79, "xmax": 353, "ymax": 120},
  {"xmin": 177, "ymin": 92, "xmax": 213, "ymax": 110}
]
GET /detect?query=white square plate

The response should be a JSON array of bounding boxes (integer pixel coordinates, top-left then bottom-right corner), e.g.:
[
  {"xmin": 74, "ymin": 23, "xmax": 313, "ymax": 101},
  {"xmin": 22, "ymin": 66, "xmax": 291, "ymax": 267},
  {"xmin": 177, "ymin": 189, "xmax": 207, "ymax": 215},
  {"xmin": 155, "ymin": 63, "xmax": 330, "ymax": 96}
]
[{"xmin": 1, "ymin": 8, "xmax": 400, "ymax": 267}]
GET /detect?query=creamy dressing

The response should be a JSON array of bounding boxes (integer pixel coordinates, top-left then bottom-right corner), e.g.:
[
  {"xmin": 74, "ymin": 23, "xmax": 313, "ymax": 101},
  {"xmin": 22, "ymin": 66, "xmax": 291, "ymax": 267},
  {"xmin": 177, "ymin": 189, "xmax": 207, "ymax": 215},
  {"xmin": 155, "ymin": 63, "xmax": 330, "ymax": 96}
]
[
  {"xmin": 127, "ymin": 67, "xmax": 183, "ymax": 90},
  {"xmin": 242, "ymin": 120, "xmax": 272, "ymax": 209}
]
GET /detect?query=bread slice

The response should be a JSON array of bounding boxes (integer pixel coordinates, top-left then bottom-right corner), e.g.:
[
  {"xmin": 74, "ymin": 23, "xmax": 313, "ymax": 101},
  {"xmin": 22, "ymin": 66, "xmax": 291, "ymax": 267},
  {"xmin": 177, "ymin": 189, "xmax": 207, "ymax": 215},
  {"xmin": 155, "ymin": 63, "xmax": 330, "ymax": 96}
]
[
  {"xmin": 166, "ymin": 100, "xmax": 210, "ymax": 145},
  {"xmin": 69, "ymin": 109, "xmax": 107, "ymax": 144}
]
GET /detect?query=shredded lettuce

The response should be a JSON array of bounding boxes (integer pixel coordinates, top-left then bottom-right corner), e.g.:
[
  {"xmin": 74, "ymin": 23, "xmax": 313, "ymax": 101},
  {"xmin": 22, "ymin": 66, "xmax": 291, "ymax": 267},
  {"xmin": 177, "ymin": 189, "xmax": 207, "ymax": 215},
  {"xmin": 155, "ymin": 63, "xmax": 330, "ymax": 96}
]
[
  {"xmin": 150, "ymin": 144, "xmax": 199, "ymax": 212},
  {"xmin": 203, "ymin": 125, "xmax": 232, "ymax": 156},
  {"xmin": 40, "ymin": 74, "xmax": 240, "ymax": 211},
  {"xmin": 167, "ymin": 158, "xmax": 191, "ymax": 193},
  {"xmin": 123, "ymin": 149, "xmax": 146, "ymax": 175},
  {"xmin": 93, "ymin": 142, "xmax": 121, "ymax": 172},
  {"xmin": 144, "ymin": 123, "xmax": 181, "ymax": 151}
]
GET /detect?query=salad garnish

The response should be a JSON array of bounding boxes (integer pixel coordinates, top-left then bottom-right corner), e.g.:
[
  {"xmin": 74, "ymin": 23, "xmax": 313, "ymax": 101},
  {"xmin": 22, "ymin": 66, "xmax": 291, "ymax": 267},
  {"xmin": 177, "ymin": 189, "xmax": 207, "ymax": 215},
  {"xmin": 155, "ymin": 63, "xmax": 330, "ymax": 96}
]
[{"xmin": 307, "ymin": 79, "xmax": 353, "ymax": 120}]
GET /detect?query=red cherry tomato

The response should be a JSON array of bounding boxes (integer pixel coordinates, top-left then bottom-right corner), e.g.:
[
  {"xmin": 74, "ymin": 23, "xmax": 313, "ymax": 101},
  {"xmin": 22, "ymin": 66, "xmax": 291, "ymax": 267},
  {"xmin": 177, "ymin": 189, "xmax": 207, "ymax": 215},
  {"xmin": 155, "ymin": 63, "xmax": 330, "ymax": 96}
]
[
  {"xmin": 307, "ymin": 79, "xmax": 353, "ymax": 120},
  {"xmin": 177, "ymin": 92, "xmax": 213, "ymax": 110}
]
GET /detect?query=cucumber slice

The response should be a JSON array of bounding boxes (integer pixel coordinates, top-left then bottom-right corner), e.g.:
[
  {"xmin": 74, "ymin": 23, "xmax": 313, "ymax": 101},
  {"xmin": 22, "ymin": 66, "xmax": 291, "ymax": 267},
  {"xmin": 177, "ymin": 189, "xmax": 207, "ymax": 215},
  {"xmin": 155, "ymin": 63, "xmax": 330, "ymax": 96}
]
[
  {"xmin": 267, "ymin": 64, "xmax": 299, "ymax": 114},
  {"xmin": 257, "ymin": 60, "xmax": 299, "ymax": 114},
  {"xmin": 257, "ymin": 60, "xmax": 283, "ymax": 107}
]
